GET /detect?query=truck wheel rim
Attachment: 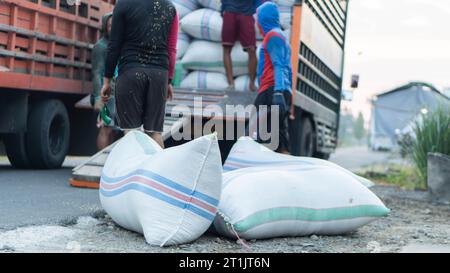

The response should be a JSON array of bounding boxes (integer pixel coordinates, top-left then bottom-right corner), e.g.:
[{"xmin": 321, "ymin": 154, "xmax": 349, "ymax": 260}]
[
  {"xmin": 305, "ymin": 132, "xmax": 313, "ymax": 156},
  {"xmin": 49, "ymin": 115, "xmax": 65, "ymax": 155}
]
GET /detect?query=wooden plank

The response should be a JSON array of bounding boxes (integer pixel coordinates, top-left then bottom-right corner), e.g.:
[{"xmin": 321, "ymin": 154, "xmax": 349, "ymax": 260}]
[
  {"xmin": 71, "ymin": 116, "xmax": 187, "ymax": 185},
  {"xmin": 0, "ymin": 24, "xmax": 92, "ymax": 49},
  {"xmin": 0, "ymin": 48, "xmax": 92, "ymax": 68},
  {"xmin": 72, "ymin": 165, "xmax": 103, "ymax": 182},
  {"xmin": 72, "ymin": 142, "xmax": 116, "ymax": 172}
]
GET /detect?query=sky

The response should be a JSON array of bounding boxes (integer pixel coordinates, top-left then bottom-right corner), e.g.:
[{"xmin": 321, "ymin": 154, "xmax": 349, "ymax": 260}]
[{"xmin": 341, "ymin": 0, "xmax": 450, "ymax": 120}]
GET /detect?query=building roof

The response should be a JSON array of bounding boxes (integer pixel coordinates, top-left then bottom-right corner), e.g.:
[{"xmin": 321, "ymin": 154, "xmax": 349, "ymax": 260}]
[{"xmin": 376, "ymin": 82, "xmax": 444, "ymax": 98}]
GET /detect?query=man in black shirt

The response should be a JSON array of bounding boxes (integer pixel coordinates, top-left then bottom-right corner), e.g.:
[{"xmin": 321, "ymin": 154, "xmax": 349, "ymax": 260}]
[{"xmin": 100, "ymin": 0, "xmax": 179, "ymax": 148}]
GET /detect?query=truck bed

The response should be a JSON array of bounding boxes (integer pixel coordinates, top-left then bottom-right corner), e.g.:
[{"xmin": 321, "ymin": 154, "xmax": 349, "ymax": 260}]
[{"xmin": 70, "ymin": 88, "xmax": 256, "ymax": 188}]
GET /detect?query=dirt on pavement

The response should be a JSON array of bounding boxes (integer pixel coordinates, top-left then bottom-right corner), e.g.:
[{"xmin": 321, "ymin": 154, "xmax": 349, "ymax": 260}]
[{"xmin": 0, "ymin": 185, "xmax": 449, "ymax": 253}]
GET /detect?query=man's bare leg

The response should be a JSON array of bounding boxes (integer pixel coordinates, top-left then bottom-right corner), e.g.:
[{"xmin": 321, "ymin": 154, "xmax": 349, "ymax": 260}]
[
  {"xmin": 277, "ymin": 148, "xmax": 290, "ymax": 155},
  {"xmin": 223, "ymin": 45, "xmax": 235, "ymax": 89},
  {"xmin": 147, "ymin": 131, "xmax": 164, "ymax": 148},
  {"xmin": 247, "ymin": 47, "xmax": 257, "ymax": 91},
  {"xmin": 97, "ymin": 126, "xmax": 114, "ymax": 151}
]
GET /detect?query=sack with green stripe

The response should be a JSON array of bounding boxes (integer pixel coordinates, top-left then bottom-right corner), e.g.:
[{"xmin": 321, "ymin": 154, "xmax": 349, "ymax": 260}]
[
  {"xmin": 213, "ymin": 165, "xmax": 389, "ymax": 239},
  {"xmin": 180, "ymin": 71, "xmax": 228, "ymax": 90},
  {"xmin": 224, "ymin": 137, "xmax": 374, "ymax": 188},
  {"xmin": 181, "ymin": 40, "xmax": 249, "ymax": 76}
]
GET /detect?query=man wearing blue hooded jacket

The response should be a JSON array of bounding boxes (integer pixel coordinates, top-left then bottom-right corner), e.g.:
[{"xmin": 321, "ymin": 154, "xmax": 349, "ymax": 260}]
[{"xmin": 254, "ymin": 1, "xmax": 293, "ymax": 154}]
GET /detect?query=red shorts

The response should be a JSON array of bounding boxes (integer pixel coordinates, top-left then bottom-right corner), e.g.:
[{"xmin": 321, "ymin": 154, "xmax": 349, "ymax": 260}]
[{"xmin": 221, "ymin": 12, "xmax": 256, "ymax": 49}]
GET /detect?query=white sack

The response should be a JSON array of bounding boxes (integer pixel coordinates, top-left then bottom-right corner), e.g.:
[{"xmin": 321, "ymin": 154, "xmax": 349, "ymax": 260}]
[
  {"xmin": 278, "ymin": 4, "xmax": 293, "ymax": 30},
  {"xmin": 224, "ymin": 137, "xmax": 375, "ymax": 187},
  {"xmin": 172, "ymin": 0, "xmax": 199, "ymax": 18},
  {"xmin": 100, "ymin": 131, "xmax": 222, "ymax": 246},
  {"xmin": 181, "ymin": 40, "xmax": 249, "ymax": 76},
  {"xmin": 214, "ymin": 165, "xmax": 390, "ymax": 239},
  {"xmin": 177, "ymin": 30, "xmax": 190, "ymax": 60},
  {"xmin": 275, "ymin": 0, "xmax": 295, "ymax": 6},
  {"xmin": 180, "ymin": 71, "xmax": 229, "ymax": 90},
  {"xmin": 180, "ymin": 8, "xmax": 223, "ymax": 42},
  {"xmin": 197, "ymin": 0, "xmax": 221, "ymax": 11},
  {"xmin": 234, "ymin": 75, "xmax": 259, "ymax": 92}
]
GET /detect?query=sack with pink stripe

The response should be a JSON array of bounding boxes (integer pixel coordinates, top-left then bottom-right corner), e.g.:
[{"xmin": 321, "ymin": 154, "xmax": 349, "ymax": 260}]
[
  {"xmin": 180, "ymin": 8, "xmax": 222, "ymax": 42},
  {"xmin": 100, "ymin": 131, "xmax": 222, "ymax": 246},
  {"xmin": 172, "ymin": 0, "xmax": 199, "ymax": 18},
  {"xmin": 197, "ymin": 0, "xmax": 221, "ymax": 11}
]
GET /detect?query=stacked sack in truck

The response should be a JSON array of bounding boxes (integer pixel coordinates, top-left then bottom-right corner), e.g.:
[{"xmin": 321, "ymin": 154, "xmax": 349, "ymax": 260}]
[
  {"xmin": 173, "ymin": 0, "xmax": 282, "ymax": 91},
  {"xmin": 275, "ymin": 0, "xmax": 294, "ymax": 38}
]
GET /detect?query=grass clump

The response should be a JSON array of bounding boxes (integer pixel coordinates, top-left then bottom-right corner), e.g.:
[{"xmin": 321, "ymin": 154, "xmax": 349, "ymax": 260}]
[
  {"xmin": 358, "ymin": 164, "xmax": 424, "ymax": 190},
  {"xmin": 411, "ymin": 107, "xmax": 450, "ymax": 184}
]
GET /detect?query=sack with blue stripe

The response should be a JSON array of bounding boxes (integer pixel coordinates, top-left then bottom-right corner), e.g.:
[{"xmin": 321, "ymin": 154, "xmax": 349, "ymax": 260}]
[
  {"xmin": 180, "ymin": 71, "xmax": 228, "ymax": 90},
  {"xmin": 234, "ymin": 75, "xmax": 259, "ymax": 92},
  {"xmin": 181, "ymin": 40, "xmax": 249, "ymax": 76},
  {"xmin": 100, "ymin": 131, "xmax": 222, "ymax": 246},
  {"xmin": 197, "ymin": 0, "xmax": 221, "ymax": 11},
  {"xmin": 176, "ymin": 30, "xmax": 190, "ymax": 60},
  {"xmin": 214, "ymin": 165, "xmax": 390, "ymax": 240},
  {"xmin": 180, "ymin": 8, "xmax": 222, "ymax": 42},
  {"xmin": 172, "ymin": 0, "xmax": 199, "ymax": 18},
  {"xmin": 224, "ymin": 137, "xmax": 374, "ymax": 187}
]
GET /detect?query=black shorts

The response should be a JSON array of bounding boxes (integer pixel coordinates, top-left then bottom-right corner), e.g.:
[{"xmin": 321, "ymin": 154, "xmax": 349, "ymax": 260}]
[
  {"xmin": 115, "ymin": 67, "xmax": 168, "ymax": 132},
  {"xmin": 253, "ymin": 87, "xmax": 292, "ymax": 152}
]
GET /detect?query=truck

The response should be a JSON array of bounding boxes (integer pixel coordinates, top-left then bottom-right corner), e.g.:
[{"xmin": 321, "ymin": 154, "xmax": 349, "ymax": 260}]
[
  {"xmin": 0, "ymin": 0, "xmax": 348, "ymax": 185},
  {"xmin": 0, "ymin": 0, "xmax": 115, "ymax": 169}
]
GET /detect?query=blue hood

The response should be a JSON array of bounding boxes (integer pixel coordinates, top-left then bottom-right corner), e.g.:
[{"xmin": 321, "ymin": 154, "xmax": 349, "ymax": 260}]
[{"xmin": 257, "ymin": 2, "xmax": 280, "ymax": 36}]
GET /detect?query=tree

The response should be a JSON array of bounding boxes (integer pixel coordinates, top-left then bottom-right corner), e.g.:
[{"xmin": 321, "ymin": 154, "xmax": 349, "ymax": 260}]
[{"xmin": 353, "ymin": 112, "xmax": 366, "ymax": 141}]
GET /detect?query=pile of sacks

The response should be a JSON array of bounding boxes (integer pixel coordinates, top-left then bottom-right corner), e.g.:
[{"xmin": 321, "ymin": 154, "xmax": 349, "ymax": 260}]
[
  {"xmin": 173, "ymin": 0, "xmax": 294, "ymax": 92},
  {"xmin": 101, "ymin": 133, "xmax": 390, "ymax": 246}
]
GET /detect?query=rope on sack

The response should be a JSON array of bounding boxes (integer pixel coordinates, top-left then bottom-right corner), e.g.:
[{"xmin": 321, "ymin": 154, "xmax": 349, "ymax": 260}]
[
  {"xmin": 219, "ymin": 212, "xmax": 251, "ymax": 251},
  {"xmin": 229, "ymin": 224, "xmax": 251, "ymax": 251}
]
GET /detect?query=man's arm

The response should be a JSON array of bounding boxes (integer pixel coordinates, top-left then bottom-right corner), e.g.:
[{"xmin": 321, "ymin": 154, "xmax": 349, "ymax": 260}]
[
  {"xmin": 167, "ymin": 12, "xmax": 179, "ymax": 83},
  {"xmin": 256, "ymin": 46, "xmax": 264, "ymax": 87},
  {"xmin": 91, "ymin": 43, "xmax": 104, "ymax": 106},
  {"xmin": 266, "ymin": 35, "xmax": 288, "ymax": 91},
  {"xmin": 104, "ymin": 1, "xmax": 126, "ymax": 79},
  {"xmin": 220, "ymin": 0, "xmax": 227, "ymax": 15}
]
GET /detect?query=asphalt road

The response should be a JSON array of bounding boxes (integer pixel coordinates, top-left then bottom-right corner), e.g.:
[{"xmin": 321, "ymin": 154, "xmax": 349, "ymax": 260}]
[
  {"xmin": 329, "ymin": 146, "xmax": 399, "ymax": 171},
  {"xmin": 0, "ymin": 145, "xmax": 394, "ymax": 230},
  {"xmin": 0, "ymin": 158, "xmax": 101, "ymax": 230}
]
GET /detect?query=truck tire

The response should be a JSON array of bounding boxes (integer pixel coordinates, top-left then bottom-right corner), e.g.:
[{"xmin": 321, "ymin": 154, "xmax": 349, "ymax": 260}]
[
  {"xmin": 3, "ymin": 133, "xmax": 31, "ymax": 168},
  {"xmin": 299, "ymin": 116, "xmax": 315, "ymax": 157},
  {"xmin": 26, "ymin": 99, "xmax": 70, "ymax": 169},
  {"xmin": 314, "ymin": 151, "xmax": 330, "ymax": 160}
]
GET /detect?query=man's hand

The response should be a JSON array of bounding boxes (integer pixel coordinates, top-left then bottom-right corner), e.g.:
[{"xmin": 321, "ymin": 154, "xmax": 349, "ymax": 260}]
[
  {"xmin": 101, "ymin": 78, "xmax": 112, "ymax": 103},
  {"xmin": 272, "ymin": 91, "xmax": 288, "ymax": 114},
  {"xmin": 167, "ymin": 83, "xmax": 174, "ymax": 101},
  {"xmin": 249, "ymin": 82, "xmax": 257, "ymax": 92},
  {"xmin": 94, "ymin": 99, "xmax": 104, "ymax": 112}
]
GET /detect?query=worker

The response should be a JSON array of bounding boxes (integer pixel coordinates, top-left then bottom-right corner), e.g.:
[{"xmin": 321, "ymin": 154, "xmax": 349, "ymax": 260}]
[
  {"xmin": 101, "ymin": 0, "xmax": 178, "ymax": 148},
  {"xmin": 254, "ymin": 1, "xmax": 293, "ymax": 154},
  {"xmin": 91, "ymin": 12, "xmax": 117, "ymax": 151},
  {"xmin": 221, "ymin": 0, "xmax": 258, "ymax": 91}
]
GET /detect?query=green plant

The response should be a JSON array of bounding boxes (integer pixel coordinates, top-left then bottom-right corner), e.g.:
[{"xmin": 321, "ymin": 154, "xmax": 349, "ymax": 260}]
[
  {"xmin": 412, "ymin": 106, "xmax": 450, "ymax": 185},
  {"xmin": 357, "ymin": 164, "xmax": 424, "ymax": 190}
]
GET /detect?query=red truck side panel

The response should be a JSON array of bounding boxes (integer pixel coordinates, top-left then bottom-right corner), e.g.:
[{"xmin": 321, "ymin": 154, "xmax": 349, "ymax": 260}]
[{"xmin": 0, "ymin": 0, "xmax": 114, "ymax": 94}]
